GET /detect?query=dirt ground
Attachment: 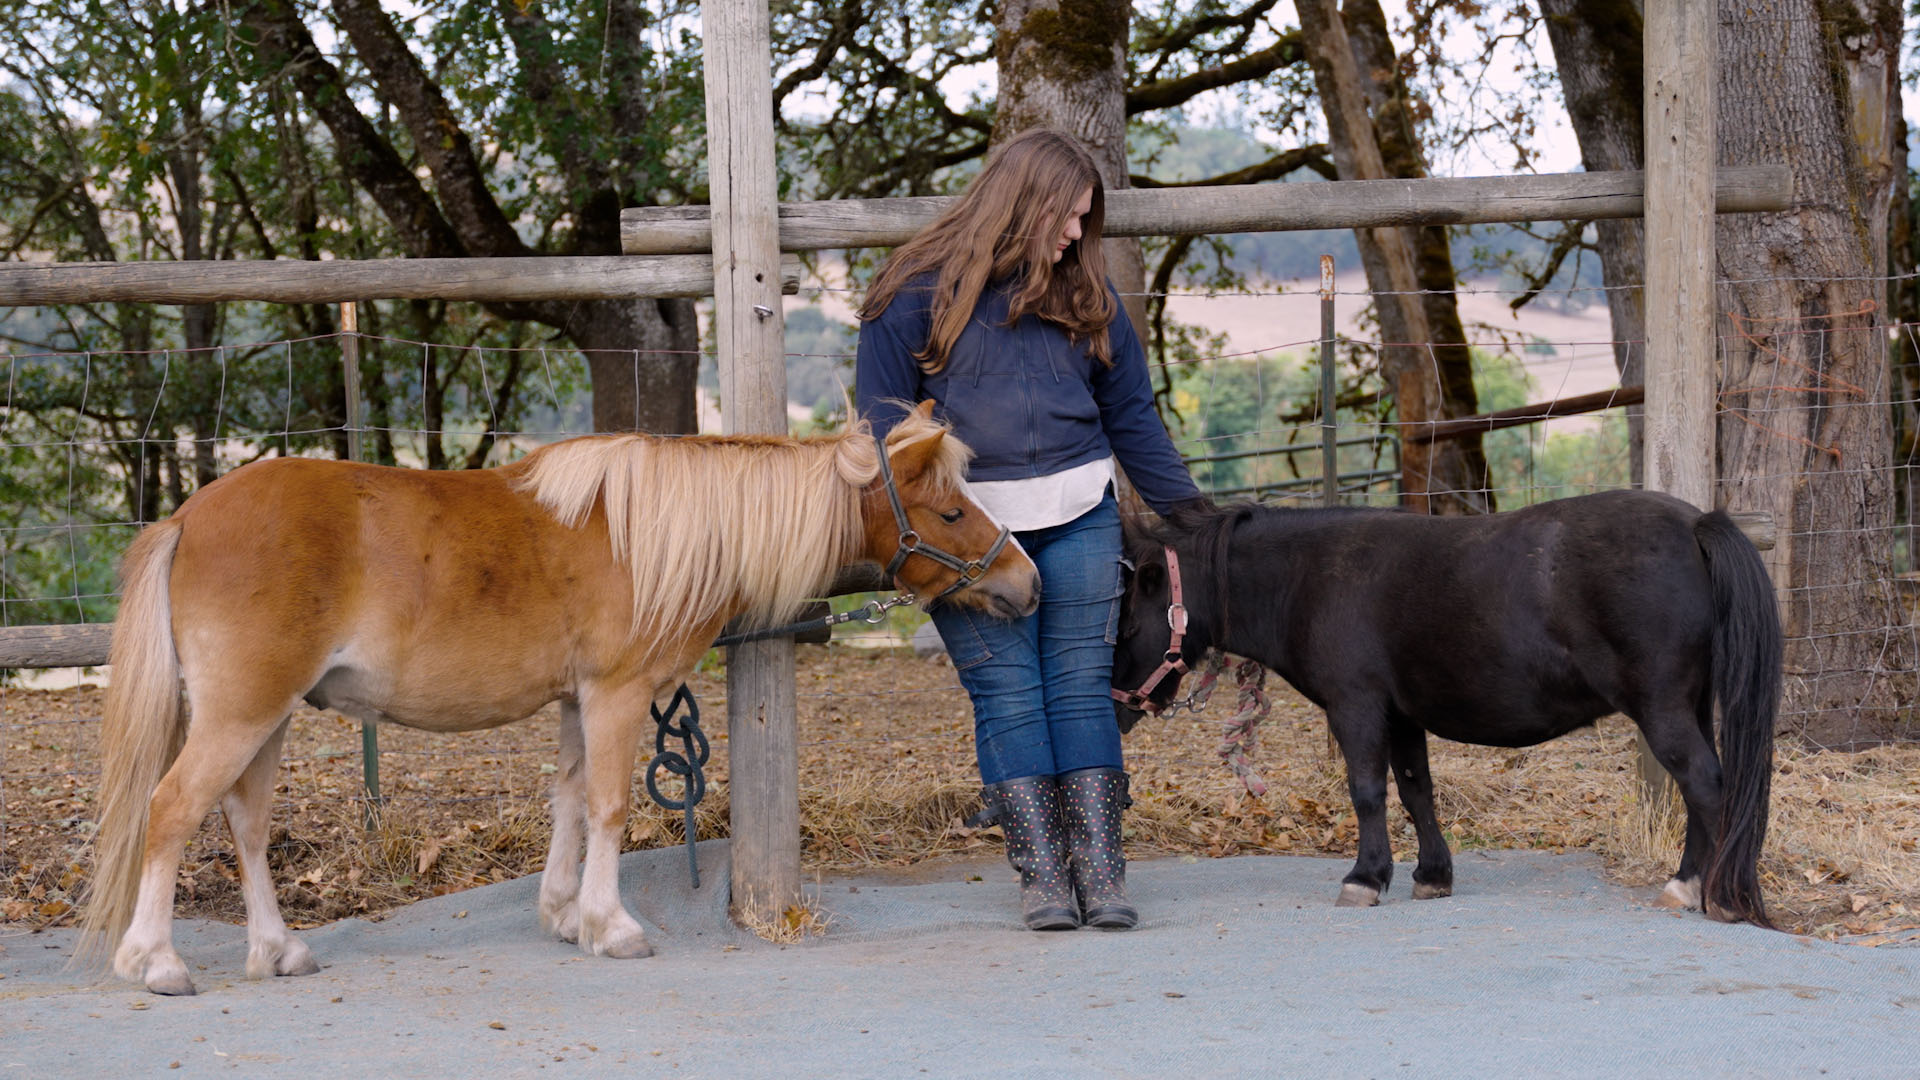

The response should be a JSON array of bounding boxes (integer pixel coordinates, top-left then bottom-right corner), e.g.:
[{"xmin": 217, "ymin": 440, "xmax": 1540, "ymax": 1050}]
[{"xmin": 3, "ymin": 643, "xmax": 1917, "ymax": 942}]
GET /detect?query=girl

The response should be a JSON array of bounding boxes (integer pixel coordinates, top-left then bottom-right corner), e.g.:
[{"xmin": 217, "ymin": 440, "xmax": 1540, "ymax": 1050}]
[{"xmin": 856, "ymin": 129, "xmax": 1205, "ymax": 930}]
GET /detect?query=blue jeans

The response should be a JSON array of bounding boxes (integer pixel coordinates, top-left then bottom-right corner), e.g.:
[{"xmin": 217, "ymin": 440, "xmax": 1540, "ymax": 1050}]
[{"xmin": 931, "ymin": 492, "xmax": 1125, "ymax": 785}]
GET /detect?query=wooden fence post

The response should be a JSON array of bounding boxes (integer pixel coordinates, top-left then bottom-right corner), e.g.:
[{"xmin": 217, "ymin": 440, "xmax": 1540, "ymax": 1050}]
[
  {"xmin": 1640, "ymin": 0, "xmax": 1717, "ymax": 807},
  {"xmin": 703, "ymin": 0, "xmax": 800, "ymax": 922}
]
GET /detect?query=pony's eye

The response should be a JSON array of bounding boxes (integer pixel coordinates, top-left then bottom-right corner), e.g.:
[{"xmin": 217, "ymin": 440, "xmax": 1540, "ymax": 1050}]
[{"xmin": 939, "ymin": 508, "xmax": 965, "ymax": 524}]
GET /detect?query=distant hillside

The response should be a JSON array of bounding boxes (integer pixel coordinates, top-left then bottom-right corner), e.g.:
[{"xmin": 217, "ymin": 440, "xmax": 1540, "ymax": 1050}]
[{"xmin": 1131, "ymin": 125, "xmax": 1602, "ymax": 301}]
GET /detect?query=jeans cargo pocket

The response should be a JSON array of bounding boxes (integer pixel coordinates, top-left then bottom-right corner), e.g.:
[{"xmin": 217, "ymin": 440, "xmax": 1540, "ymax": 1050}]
[{"xmin": 1102, "ymin": 554, "xmax": 1126, "ymax": 646}]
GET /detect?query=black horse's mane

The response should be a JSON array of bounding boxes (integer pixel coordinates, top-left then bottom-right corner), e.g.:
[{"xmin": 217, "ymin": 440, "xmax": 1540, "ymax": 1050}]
[
  {"xmin": 1125, "ymin": 499, "xmax": 1400, "ymax": 641},
  {"xmin": 1123, "ymin": 500, "xmax": 1254, "ymax": 641}
]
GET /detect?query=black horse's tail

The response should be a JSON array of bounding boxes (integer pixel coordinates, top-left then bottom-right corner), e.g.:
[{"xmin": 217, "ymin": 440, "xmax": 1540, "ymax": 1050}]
[{"xmin": 1694, "ymin": 511, "xmax": 1783, "ymax": 928}]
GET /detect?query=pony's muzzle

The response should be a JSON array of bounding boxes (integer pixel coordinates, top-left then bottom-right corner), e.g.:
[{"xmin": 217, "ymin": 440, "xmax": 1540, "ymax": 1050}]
[{"xmin": 985, "ymin": 569, "xmax": 1041, "ymax": 619}]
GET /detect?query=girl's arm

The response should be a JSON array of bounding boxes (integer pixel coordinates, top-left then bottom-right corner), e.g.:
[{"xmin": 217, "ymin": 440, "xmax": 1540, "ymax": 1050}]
[
  {"xmin": 854, "ymin": 287, "xmax": 933, "ymax": 440},
  {"xmin": 1092, "ymin": 291, "xmax": 1204, "ymax": 514}
]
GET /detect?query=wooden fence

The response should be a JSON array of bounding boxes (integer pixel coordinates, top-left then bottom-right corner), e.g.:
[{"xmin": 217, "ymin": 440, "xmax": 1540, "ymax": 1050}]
[{"xmin": 0, "ymin": 0, "xmax": 1774, "ymax": 915}]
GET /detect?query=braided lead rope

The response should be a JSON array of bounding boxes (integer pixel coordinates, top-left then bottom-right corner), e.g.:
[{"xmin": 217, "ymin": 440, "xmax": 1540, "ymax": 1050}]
[
  {"xmin": 1163, "ymin": 648, "xmax": 1229, "ymax": 715},
  {"xmin": 1151, "ymin": 649, "xmax": 1270, "ymax": 795},
  {"xmin": 1217, "ymin": 657, "xmax": 1271, "ymax": 797}
]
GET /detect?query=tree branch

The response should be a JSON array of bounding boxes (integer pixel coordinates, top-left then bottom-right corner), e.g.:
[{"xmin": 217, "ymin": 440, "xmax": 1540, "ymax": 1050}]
[
  {"xmin": 1126, "ymin": 34, "xmax": 1305, "ymax": 115},
  {"xmin": 773, "ymin": 0, "xmax": 867, "ymax": 120},
  {"xmin": 1129, "ymin": 144, "xmax": 1332, "ymax": 188},
  {"xmin": 1138, "ymin": 0, "xmax": 1283, "ymax": 52},
  {"xmin": 237, "ymin": 0, "xmax": 467, "ymax": 260},
  {"xmin": 496, "ymin": 0, "xmax": 606, "ymax": 193},
  {"xmin": 330, "ymin": 0, "xmax": 530, "ymax": 257},
  {"xmin": 1506, "ymin": 220, "xmax": 1592, "ymax": 312}
]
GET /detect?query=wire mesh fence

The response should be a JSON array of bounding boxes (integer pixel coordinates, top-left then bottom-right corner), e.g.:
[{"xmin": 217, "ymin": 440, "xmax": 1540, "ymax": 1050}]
[{"xmin": 3, "ymin": 273, "xmax": 1916, "ymax": 869}]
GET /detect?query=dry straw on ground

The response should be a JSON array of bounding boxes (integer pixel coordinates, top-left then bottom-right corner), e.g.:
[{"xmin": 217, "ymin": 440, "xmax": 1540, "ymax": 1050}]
[{"xmin": 3, "ymin": 645, "xmax": 1917, "ymax": 942}]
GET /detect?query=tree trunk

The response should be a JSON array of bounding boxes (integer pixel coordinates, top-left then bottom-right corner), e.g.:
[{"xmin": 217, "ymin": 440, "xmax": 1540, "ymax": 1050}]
[
  {"xmin": 570, "ymin": 299, "xmax": 700, "ymax": 434},
  {"xmin": 1341, "ymin": 0, "xmax": 1490, "ymax": 513},
  {"xmin": 1539, "ymin": 0, "xmax": 1649, "ymax": 484},
  {"xmin": 1716, "ymin": 0, "xmax": 1916, "ymax": 745},
  {"xmin": 1889, "ymin": 111, "xmax": 1920, "ymax": 579},
  {"xmin": 1297, "ymin": 0, "xmax": 1466, "ymax": 514},
  {"xmin": 993, "ymin": 0, "xmax": 1147, "ymax": 331},
  {"xmin": 165, "ymin": 143, "xmax": 223, "ymax": 495}
]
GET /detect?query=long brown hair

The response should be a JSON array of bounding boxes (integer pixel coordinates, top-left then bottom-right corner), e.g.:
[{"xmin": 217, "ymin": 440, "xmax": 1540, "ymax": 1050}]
[{"xmin": 858, "ymin": 128, "xmax": 1118, "ymax": 372}]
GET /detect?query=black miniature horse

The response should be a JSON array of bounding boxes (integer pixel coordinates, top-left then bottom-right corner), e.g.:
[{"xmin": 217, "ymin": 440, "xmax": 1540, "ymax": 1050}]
[{"xmin": 1113, "ymin": 491, "xmax": 1781, "ymax": 926}]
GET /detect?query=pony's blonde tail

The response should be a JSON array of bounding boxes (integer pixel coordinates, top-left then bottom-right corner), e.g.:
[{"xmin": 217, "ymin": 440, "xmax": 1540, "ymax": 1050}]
[{"xmin": 76, "ymin": 519, "xmax": 186, "ymax": 968}]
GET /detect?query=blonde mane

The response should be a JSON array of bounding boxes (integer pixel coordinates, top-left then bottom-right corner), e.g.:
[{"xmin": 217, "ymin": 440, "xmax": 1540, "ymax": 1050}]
[{"xmin": 515, "ymin": 409, "xmax": 969, "ymax": 648}]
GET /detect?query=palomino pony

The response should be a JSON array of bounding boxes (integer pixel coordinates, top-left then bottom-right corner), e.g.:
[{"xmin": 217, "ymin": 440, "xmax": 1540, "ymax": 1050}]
[
  {"xmin": 82, "ymin": 400, "xmax": 1039, "ymax": 995},
  {"xmin": 1112, "ymin": 491, "xmax": 1780, "ymax": 926}
]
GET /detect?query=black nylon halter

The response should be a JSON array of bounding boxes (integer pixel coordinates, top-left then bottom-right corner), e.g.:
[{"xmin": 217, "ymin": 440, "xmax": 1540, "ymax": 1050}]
[{"xmin": 874, "ymin": 433, "xmax": 1013, "ymax": 604}]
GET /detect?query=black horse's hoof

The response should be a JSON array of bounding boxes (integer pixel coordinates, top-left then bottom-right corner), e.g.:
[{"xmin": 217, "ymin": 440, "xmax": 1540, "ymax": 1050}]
[{"xmin": 1335, "ymin": 883, "xmax": 1381, "ymax": 907}]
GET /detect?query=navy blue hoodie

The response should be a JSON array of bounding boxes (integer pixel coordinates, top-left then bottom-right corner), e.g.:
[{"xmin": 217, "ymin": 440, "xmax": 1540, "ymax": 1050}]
[{"xmin": 855, "ymin": 275, "xmax": 1201, "ymax": 516}]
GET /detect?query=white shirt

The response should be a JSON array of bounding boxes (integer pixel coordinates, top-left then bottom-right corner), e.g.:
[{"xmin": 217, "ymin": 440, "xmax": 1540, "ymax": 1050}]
[{"xmin": 965, "ymin": 457, "xmax": 1115, "ymax": 532}]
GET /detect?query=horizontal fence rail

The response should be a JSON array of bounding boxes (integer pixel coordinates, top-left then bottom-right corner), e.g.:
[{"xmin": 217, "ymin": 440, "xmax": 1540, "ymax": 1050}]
[
  {"xmin": 1406, "ymin": 385, "xmax": 1649, "ymax": 444},
  {"xmin": 0, "ymin": 254, "xmax": 803, "ymax": 307},
  {"xmin": 619, "ymin": 166, "xmax": 1793, "ymax": 254}
]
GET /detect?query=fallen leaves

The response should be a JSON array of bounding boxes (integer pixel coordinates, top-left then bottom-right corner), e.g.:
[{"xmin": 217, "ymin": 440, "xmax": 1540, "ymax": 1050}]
[{"xmin": 1803, "ymin": 859, "xmax": 1853, "ymax": 886}]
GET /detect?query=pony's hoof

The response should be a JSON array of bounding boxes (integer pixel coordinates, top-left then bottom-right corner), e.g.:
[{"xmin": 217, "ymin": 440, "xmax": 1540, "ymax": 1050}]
[
  {"xmin": 129, "ymin": 949, "xmax": 196, "ymax": 996},
  {"xmin": 1655, "ymin": 878, "xmax": 1702, "ymax": 910},
  {"xmin": 1335, "ymin": 883, "xmax": 1381, "ymax": 907},
  {"xmin": 1411, "ymin": 881, "xmax": 1452, "ymax": 900},
  {"xmin": 247, "ymin": 940, "xmax": 320, "ymax": 980},
  {"xmin": 602, "ymin": 937, "xmax": 654, "ymax": 959},
  {"xmin": 146, "ymin": 969, "xmax": 198, "ymax": 996},
  {"xmin": 581, "ymin": 915, "xmax": 654, "ymax": 958},
  {"xmin": 279, "ymin": 949, "xmax": 320, "ymax": 977}
]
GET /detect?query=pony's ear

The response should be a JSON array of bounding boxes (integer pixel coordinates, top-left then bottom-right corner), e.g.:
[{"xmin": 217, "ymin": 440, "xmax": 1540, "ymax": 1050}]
[{"xmin": 886, "ymin": 427, "xmax": 947, "ymax": 485}]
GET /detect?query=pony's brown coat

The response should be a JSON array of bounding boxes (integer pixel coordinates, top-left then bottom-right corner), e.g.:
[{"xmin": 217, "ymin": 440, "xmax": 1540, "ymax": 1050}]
[{"xmin": 80, "ymin": 404, "xmax": 1036, "ymax": 992}]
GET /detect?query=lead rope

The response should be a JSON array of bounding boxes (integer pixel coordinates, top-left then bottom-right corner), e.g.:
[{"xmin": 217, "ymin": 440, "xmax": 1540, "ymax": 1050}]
[
  {"xmin": 1172, "ymin": 650, "xmax": 1271, "ymax": 797},
  {"xmin": 645, "ymin": 685, "xmax": 710, "ymax": 888},
  {"xmin": 648, "ymin": 594, "xmax": 918, "ymax": 887}
]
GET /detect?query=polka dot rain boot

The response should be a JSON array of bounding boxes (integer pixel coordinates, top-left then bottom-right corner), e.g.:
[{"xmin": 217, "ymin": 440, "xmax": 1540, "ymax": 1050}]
[
  {"xmin": 1058, "ymin": 767, "xmax": 1139, "ymax": 930},
  {"xmin": 978, "ymin": 775, "xmax": 1081, "ymax": 931}
]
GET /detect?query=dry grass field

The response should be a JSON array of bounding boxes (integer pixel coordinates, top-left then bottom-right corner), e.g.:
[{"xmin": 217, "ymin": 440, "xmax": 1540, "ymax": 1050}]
[{"xmin": 3, "ymin": 644, "xmax": 1917, "ymax": 943}]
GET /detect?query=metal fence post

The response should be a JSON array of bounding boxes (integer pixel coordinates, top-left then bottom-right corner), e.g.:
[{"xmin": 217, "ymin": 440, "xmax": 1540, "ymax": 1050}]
[
  {"xmin": 341, "ymin": 301, "xmax": 381, "ymax": 816},
  {"xmin": 1320, "ymin": 255, "xmax": 1338, "ymax": 507},
  {"xmin": 1319, "ymin": 257, "xmax": 1344, "ymax": 761}
]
